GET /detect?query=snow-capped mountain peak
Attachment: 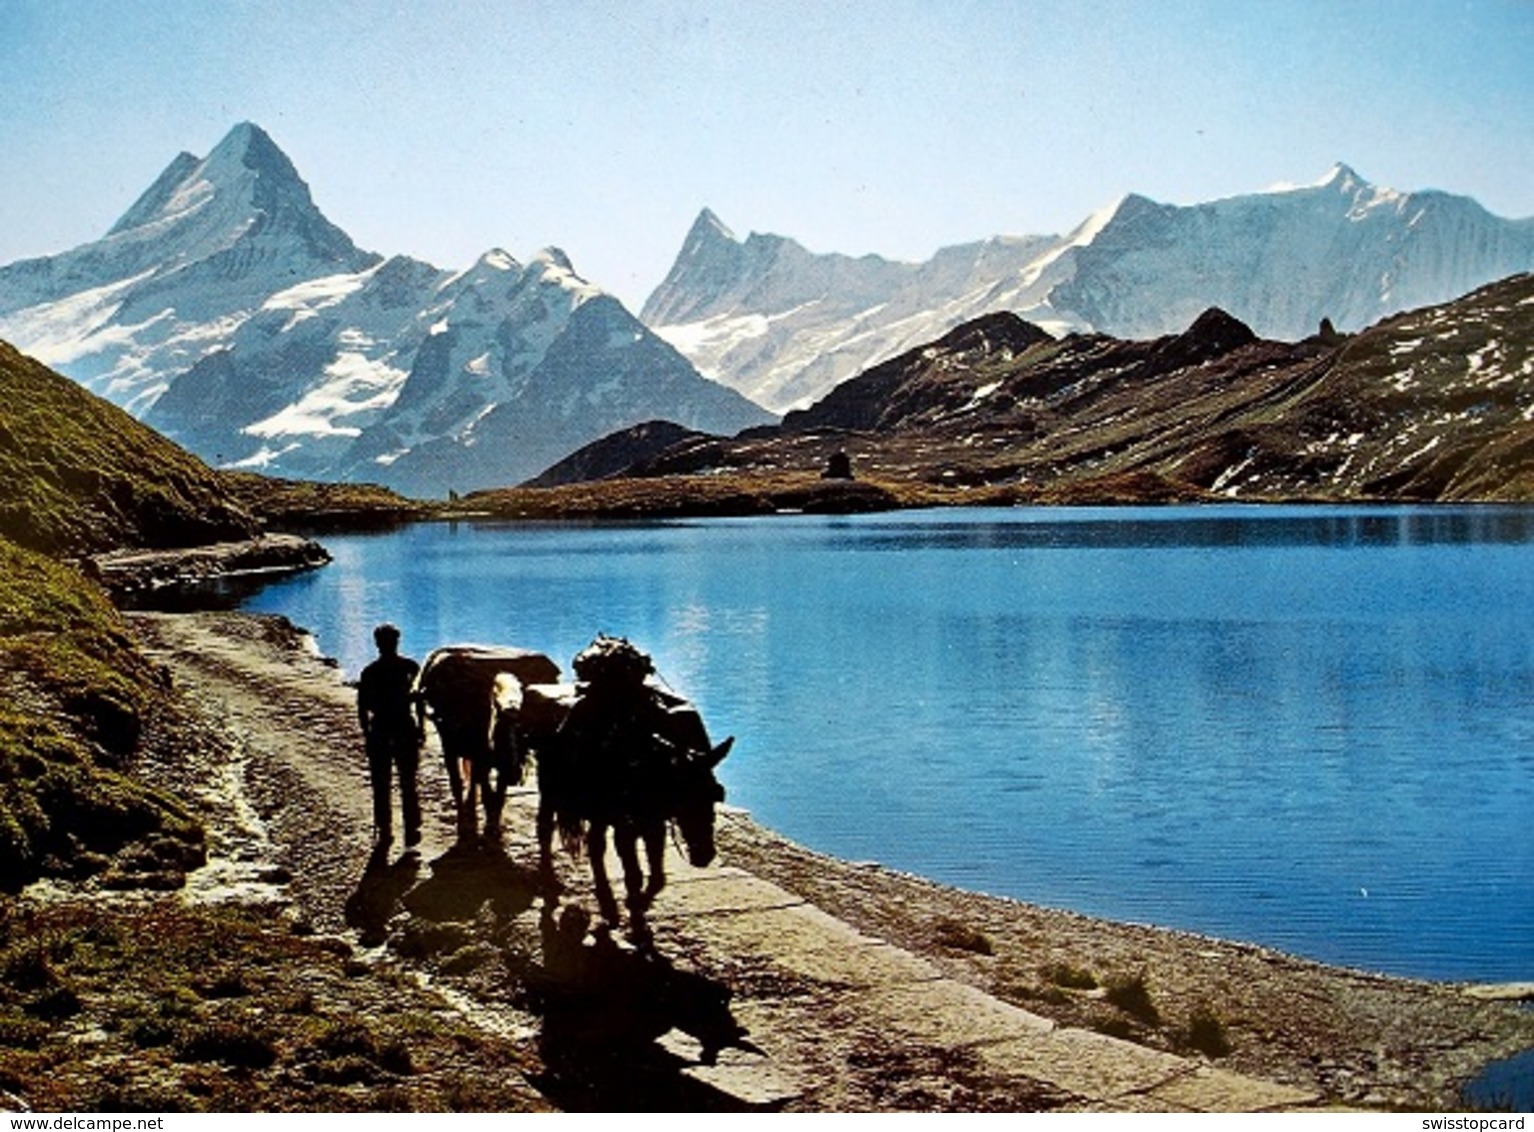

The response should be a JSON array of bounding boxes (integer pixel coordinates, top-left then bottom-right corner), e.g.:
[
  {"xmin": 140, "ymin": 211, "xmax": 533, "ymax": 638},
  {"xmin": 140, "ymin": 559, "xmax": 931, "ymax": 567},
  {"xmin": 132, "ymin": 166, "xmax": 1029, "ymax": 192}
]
[
  {"xmin": 528, "ymin": 246, "xmax": 601, "ymax": 299},
  {"xmin": 532, "ymin": 245, "xmax": 575, "ymax": 272},
  {"xmin": 1318, "ymin": 161, "xmax": 1363, "ymax": 190},
  {"xmin": 107, "ymin": 152, "xmax": 202, "ymax": 237},
  {"xmin": 101, "ymin": 121, "xmax": 358, "ymax": 266},
  {"xmin": 644, "ymin": 165, "xmax": 1534, "ymax": 412},
  {"xmin": 0, "ymin": 123, "xmax": 774, "ymax": 495},
  {"xmin": 683, "ymin": 207, "xmax": 738, "ymax": 252},
  {"xmin": 475, "ymin": 248, "xmax": 520, "ymax": 272}
]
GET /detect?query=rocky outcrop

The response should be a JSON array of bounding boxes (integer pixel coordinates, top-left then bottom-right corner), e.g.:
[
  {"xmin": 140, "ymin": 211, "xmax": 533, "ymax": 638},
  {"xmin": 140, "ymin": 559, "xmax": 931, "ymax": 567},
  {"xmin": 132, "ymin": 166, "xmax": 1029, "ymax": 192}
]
[
  {"xmin": 782, "ymin": 312, "xmax": 1055, "ymax": 434},
  {"xmin": 90, "ymin": 534, "xmax": 331, "ymax": 598},
  {"xmin": 525, "ymin": 420, "xmax": 711, "ymax": 487}
]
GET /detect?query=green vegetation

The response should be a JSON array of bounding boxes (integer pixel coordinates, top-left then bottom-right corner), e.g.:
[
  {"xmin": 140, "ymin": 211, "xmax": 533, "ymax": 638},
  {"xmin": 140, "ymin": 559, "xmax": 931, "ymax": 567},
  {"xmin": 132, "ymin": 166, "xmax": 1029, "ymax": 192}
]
[
  {"xmin": 1175, "ymin": 1004, "xmax": 1232, "ymax": 1059},
  {"xmin": 932, "ymin": 916, "xmax": 994, "ymax": 955},
  {"xmin": 1103, "ymin": 971, "xmax": 1161, "ymax": 1026},
  {"xmin": 1042, "ymin": 962, "xmax": 1099, "ymax": 991},
  {"xmin": 0, "ymin": 341, "xmax": 255, "ymax": 556},
  {"xmin": 0, "ymin": 902, "xmax": 544, "ymax": 1111},
  {"xmin": 0, "ymin": 536, "xmax": 202, "ymax": 891},
  {"xmin": 219, "ymin": 470, "xmax": 433, "ymax": 530}
]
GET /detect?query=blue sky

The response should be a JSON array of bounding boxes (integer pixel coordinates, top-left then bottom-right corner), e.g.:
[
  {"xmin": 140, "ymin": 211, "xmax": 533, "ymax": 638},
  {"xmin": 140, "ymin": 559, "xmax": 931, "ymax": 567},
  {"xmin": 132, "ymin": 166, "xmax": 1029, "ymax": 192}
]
[{"xmin": 1, "ymin": 0, "xmax": 1530, "ymax": 309}]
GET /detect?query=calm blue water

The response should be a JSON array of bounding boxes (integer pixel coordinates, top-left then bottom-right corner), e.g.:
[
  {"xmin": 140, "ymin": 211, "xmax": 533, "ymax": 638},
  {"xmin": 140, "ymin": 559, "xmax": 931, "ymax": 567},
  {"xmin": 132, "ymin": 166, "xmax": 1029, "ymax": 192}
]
[{"xmin": 239, "ymin": 505, "xmax": 1534, "ymax": 982}]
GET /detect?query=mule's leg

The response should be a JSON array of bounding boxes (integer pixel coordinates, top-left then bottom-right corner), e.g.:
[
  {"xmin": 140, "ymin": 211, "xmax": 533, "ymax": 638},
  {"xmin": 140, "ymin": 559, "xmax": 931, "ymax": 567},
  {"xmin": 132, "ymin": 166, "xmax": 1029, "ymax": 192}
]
[
  {"xmin": 536, "ymin": 796, "xmax": 556, "ymax": 889},
  {"xmin": 613, "ymin": 824, "xmax": 646, "ymax": 916},
  {"xmin": 641, "ymin": 822, "xmax": 668, "ymax": 904},
  {"xmin": 457, "ymin": 754, "xmax": 481, "ymax": 834},
  {"xmin": 482, "ymin": 754, "xmax": 507, "ymax": 842},
  {"xmin": 440, "ymin": 735, "xmax": 478, "ymax": 843},
  {"xmin": 441, "ymin": 743, "xmax": 464, "ymax": 812},
  {"xmin": 586, "ymin": 823, "xmax": 620, "ymax": 927}
]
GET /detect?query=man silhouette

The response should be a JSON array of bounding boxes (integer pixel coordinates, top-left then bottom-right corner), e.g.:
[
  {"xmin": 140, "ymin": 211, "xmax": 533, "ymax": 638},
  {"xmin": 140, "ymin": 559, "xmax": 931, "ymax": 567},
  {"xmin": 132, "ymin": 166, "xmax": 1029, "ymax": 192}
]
[{"xmin": 357, "ymin": 623, "xmax": 424, "ymax": 852}]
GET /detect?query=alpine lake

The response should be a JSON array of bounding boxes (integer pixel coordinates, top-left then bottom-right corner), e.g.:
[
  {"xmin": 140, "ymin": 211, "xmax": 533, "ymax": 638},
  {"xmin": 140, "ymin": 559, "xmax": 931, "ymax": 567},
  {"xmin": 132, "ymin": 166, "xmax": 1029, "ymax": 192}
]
[{"xmin": 230, "ymin": 504, "xmax": 1534, "ymax": 986}]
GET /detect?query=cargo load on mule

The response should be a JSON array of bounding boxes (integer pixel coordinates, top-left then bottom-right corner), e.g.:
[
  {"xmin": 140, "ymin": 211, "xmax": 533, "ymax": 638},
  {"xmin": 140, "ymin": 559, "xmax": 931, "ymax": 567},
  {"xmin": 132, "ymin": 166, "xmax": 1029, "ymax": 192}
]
[
  {"xmin": 522, "ymin": 635, "xmax": 731, "ymax": 942},
  {"xmin": 416, "ymin": 644, "xmax": 561, "ymax": 843}
]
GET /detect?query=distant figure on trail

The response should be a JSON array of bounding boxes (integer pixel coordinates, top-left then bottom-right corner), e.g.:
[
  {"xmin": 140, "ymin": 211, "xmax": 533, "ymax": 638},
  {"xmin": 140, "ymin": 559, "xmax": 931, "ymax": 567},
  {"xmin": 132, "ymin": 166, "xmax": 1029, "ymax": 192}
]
[{"xmin": 357, "ymin": 623, "xmax": 424, "ymax": 853}]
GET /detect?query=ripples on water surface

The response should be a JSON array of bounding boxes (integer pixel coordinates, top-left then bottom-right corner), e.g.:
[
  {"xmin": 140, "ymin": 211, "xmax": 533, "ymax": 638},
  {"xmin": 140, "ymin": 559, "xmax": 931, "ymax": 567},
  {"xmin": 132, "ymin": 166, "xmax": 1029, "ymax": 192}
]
[{"xmin": 241, "ymin": 505, "xmax": 1534, "ymax": 982}]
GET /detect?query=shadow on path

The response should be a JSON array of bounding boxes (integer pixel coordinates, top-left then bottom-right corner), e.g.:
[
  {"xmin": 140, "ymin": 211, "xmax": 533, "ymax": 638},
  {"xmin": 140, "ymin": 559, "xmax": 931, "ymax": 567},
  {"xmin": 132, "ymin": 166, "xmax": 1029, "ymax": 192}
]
[
  {"xmin": 519, "ymin": 903, "xmax": 763, "ymax": 1111},
  {"xmin": 343, "ymin": 843, "xmax": 763, "ymax": 1110},
  {"xmin": 343, "ymin": 847, "xmax": 422, "ymax": 947}
]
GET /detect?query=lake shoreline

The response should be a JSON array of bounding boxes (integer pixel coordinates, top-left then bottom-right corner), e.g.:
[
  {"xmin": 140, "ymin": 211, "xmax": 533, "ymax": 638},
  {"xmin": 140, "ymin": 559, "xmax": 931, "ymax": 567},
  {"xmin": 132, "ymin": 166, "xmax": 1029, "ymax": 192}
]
[
  {"xmin": 239, "ymin": 504, "xmax": 1534, "ymax": 986},
  {"xmin": 110, "ymin": 609, "xmax": 1534, "ymax": 1110}
]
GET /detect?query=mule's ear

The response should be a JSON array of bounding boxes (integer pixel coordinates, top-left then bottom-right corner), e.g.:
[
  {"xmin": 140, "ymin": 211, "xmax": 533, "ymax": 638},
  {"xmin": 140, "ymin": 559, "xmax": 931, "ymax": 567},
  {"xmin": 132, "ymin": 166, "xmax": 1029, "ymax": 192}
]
[{"xmin": 707, "ymin": 736, "xmax": 734, "ymax": 768}]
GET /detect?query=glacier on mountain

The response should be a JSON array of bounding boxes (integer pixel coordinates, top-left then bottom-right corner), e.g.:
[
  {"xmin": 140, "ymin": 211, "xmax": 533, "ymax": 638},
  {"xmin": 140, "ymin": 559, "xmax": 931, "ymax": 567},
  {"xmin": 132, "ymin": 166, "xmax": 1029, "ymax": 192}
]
[
  {"xmin": 0, "ymin": 123, "xmax": 772, "ymax": 496},
  {"xmin": 643, "ymin": 167, "xmax": 1534, "ymax": 412}
]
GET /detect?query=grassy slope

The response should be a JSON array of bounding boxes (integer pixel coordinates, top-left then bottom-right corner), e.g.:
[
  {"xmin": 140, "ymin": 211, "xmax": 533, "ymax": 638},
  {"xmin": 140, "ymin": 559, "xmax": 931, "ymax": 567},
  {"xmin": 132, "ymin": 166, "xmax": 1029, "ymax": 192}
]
[
  {"xmin": 0, "ymin": 343, "xmax": 233, "ymax": 890},
  {"xmin": 0, "ymin": 538, "xmax": 203, "ymax": 891},
  {"xmin": 0, "ymin": 902, "xmax": 545, "ymax": 1112},
  {"xmin": 218, "ymin": 470, "xmax": 433, "ymax": 530},
  {"xmin": 0, "ymin": 340, "xmax": 255, "ymax": 557}
]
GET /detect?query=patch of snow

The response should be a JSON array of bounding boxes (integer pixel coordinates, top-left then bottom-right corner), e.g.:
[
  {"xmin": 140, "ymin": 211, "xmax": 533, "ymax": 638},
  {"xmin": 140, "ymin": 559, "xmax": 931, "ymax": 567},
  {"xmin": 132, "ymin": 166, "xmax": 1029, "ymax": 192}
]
[
  {"xmin": 1466, "ymin": 342, "xmax": 1501, "ymax": 375},
  {"xmin": 263, "ymin": 271, "xmax": 371, "ymax": 331},
  {"xmin": 263, "ymin": 271, "xmax": 369, "ymax": 312},
  {"xmin": 1347, "ymin": 186, "xmax": 1405, "ymax": 221},
  {"xmin": 960, "ymin": 380, "xmax": 1003, "ymax": 413},
  {"xmin": 1212, "ymin": 455, "xmax": 1255, "ymax": 494},
  {"xmin": 227, "ymin": 442, "xmax": 302, "ymax": 469},
  {"xmin": 654, "ymin": 313, "xmax": 771, "ymax": 375},
  {"xmin": 160, "ymin": 176, "xmax": 217, "ymax": 225},
  {"xmin": 1014, "ymin": 205, "xmax": 1114, "ymax": 287},
  {"xmin": 243, "ymin": 352, "xmax": 408, "ymax": 439},
  {"xmin": 0, "ymin": 270, "xmax": 156, "ymax": 364}
]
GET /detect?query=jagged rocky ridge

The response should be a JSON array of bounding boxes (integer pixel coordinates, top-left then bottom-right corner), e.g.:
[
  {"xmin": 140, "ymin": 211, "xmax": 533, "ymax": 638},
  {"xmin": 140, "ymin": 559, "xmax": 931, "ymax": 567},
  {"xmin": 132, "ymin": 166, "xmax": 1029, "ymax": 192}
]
[
  {"xmin": 0, "ymin": 123, "xmax": 774, "ymax": 497},
  {"xmin": 586, "ymin": 274, "xmax": 1534, "ymax": 503},
  {"xmin": 643, "ymin": 169, "xmax": 1534, "ymax": 412}
]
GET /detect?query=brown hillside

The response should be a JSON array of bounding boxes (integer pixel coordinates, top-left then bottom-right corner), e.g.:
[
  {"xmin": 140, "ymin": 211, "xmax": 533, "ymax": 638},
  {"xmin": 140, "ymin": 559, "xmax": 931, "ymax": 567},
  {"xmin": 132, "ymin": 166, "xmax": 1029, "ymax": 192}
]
[{"xmin": 584, "ymin": 277, "xmax": 1534, "ymax": 505}]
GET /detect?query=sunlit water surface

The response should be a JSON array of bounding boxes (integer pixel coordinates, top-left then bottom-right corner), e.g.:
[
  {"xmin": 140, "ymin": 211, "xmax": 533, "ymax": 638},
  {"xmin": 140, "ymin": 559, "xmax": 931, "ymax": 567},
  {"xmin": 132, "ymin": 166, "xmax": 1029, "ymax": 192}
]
[{"xmin": 237, "ymin": 505, "xmax": 1534, "ymax": 982}]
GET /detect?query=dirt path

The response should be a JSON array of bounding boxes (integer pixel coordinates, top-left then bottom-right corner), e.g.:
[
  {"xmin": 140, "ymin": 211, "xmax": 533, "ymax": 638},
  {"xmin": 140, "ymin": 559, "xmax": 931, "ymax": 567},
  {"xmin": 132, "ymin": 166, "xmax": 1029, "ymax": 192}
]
[{"xmin": 124, "ymin": 611, "xmax": 1534, "ymax": 1112}]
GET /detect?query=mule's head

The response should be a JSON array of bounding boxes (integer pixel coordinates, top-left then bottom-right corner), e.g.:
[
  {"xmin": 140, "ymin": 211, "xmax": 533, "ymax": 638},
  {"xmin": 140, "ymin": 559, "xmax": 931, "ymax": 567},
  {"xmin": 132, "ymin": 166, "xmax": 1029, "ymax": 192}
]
[{"xmin": 670, "ymin": 737, "xmax": 731, "ymax": 868}]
